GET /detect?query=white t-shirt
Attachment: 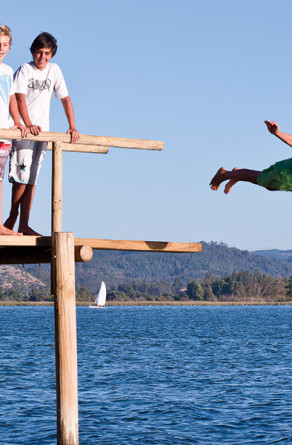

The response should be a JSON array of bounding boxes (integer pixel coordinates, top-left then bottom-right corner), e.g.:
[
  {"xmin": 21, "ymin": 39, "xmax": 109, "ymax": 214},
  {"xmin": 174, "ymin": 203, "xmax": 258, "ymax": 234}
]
[
  {"xmin": 0, "ymin": 63, "xmax": 14, "ymax": 132},
  {"xmin": 14, "ymin": 62, "xmax": 69, "ymax": 131}
]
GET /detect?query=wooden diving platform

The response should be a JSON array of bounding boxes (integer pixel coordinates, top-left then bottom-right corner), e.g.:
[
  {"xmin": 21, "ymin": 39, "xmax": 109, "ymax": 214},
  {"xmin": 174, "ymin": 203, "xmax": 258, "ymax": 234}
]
[
  {"xmin": 0, "ymin": 235, "xmax": 201, "ymax": 251},
  {"xmin": 0, "ymin": 128, "xmax": 201, "ymax": 445},
  {"xmin": 0, "ymin": 236, "xmax": 202, "ymax": 264}
]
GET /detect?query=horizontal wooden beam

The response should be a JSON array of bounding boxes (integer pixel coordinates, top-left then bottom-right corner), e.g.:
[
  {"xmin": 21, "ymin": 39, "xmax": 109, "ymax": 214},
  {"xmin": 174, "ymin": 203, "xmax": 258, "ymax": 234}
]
[
  {"xmin": 0, "ymin": 236, "xmax": 51, "ymax": 246},
  {"xmin": 0, "ymin": 245, "xmax": 93, "ymax": 264},
  {"xmin": 0, "ymin": 129, "xmax": 164, "ymax": 151},
  {"xmin": 74, "ymin": 239, "xmax": 202, "ymax": 253},
  {"xmin": 47, "ymin": 142, "xmax": 109, "ymax": 154},
  {"xmin": 0, "ymin": 236, "xmax": 202, "ymax": 253}
]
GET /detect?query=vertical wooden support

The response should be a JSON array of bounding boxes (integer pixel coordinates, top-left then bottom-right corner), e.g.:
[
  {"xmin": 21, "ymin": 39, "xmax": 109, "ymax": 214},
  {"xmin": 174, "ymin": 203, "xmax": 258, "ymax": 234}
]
[
  {"xmin": 51, "ymin": 142, "xmax": 79, "ymax": 444},
  {"xmin": 52, "ymin": 141, "xmax": 63, "ymax": 233},
  {"xmin": 53, "ymin": 232, "xmax": 79, "ymax": 445},
  {"xmin": 51, "ymin": 140, "xmax": 63, "ymax": 294}
]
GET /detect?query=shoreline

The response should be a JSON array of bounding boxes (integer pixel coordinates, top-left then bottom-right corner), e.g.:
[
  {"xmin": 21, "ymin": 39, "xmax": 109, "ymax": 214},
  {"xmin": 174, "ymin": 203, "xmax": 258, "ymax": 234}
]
[{"xmin": 1, "ymin": 300, "xmax": 292, "ymax": 307}]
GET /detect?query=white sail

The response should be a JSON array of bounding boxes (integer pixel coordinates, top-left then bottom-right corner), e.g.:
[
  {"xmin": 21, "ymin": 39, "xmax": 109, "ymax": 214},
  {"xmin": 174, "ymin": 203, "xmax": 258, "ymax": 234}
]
[
  {"xmin": 89, "ymin": 281, "xmax": 107, "ymax": 308},
  {"xmin": 96, "ymin": 281, "xmax": 106, "ymax": 307}
]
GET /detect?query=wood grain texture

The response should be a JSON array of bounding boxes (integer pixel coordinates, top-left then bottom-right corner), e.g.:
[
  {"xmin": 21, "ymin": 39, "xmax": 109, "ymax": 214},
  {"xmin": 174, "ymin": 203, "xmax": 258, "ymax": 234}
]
[
  {"xmin": 52, "ymin": 233, "xmax": 79, "ymax": 445},
  {"xmin": 73, "ymin": 239, "xmax": 202, "ymax": 252},
  {"xmin": 52, "ymin": 142, "xmax": 63, "ymax": 233},
  {"xmin": 47, "ymin": 142, "xmax": 109, "ymax": 153}
]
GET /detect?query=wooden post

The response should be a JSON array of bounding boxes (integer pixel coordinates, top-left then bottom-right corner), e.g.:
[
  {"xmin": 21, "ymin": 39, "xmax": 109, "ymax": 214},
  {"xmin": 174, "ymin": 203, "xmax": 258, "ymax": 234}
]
[
  {"xmin": 52, "ymin": 141, "xmax": 63, "ymax": 233},
  {"xmin": 51, "ymin": 143, "xmax": 79, "ymax": 444},
  {"xmin": 53, "ymin": 232, "xmax": 79, "ymax": 445}
]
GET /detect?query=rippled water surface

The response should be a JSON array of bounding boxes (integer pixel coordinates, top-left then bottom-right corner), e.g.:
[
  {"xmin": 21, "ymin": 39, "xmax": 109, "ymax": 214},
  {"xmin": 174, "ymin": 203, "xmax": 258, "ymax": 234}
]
[{"xmin": 1, "ymin": 305, "xmax": 292, "ymax": 444}]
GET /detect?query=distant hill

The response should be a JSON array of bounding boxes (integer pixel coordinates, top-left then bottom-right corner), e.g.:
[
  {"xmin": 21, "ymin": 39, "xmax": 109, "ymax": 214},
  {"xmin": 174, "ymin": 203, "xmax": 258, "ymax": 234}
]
[
  {"xmin": 21, "ymin": 241, "xmax": 292, "ymax": 293},
  {"xmin": 0, "ymin": 265, "xmax": 46, "ymax": 291},
  {"xmin": 253, "ymin": 249, "xmax": 292, "ymax": 263}
]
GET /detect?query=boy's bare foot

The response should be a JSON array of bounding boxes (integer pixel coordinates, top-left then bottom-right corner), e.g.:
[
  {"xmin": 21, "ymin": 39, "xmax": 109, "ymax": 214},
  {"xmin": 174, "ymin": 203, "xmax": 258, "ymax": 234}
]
[
  {"xmin": 4, "ymin": 215, "xmax": 18, "ymax": 231},
  {"xmin": 209, "ymin": 167, "xmax": 227, "ymax": 190},
  {"xmin": 0, "ymin": 224, "xmax": 22, "ymax": 236},
  {"xmin": 18, "ymin": 225, "xmax": 42, "ymax": 236},
  {"xmin": 224, "ymin": 168, "xmax": 239, "ymax": 194}
]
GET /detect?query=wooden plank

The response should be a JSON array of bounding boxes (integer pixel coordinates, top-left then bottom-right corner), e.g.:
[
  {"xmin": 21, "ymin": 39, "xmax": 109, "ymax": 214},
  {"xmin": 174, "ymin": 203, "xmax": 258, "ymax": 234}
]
[
  {"xmin": 74, "ymin": 238, "xmax": 202, "ymax": 253},
  {"xmin": 0, "ymin": 236, "xmax": 202, "ymax": 252},
  {"xmin": 0, "ymin": 235, "xmax": 51, "ymax": 246},
  {"xmin": 47, "ymin": 142, "xmax": 109, "ymax": 154},
  {"xmin": 0, "ymin": 129, "xmax": 164, "ymax": 151}
]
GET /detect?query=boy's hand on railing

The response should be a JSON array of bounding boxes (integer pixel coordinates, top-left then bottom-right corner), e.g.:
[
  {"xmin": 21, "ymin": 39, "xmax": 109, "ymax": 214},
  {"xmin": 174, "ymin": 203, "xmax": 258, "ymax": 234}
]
[
  {"xmin": 11, "ymin": 123, "xmax": 29, "ymax": 138},
  {"xmin": 67, "ymin": 128, "xmax": 80, "ymax": 144},
  {"xmin": 28, "ymin": 124, "xmax": 42, "ymax": 135}
]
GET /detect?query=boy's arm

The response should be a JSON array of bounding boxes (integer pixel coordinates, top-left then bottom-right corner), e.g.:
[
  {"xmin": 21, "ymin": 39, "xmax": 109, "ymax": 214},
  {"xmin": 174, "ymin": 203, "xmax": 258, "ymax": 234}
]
[
  {"xmin": 15, "ymin": 93, "xmax": 42, "ymax": 135},
  {"xmin": 61, "ymin": 96, "xmax": 80, "ymax": 143},
  {"xmin": 9, "ymin": 94, "xmax": 28, "ymax": 137},
  {"xmin": 265, "ymin": 120, "xmax": 292, "ymax": 147}
]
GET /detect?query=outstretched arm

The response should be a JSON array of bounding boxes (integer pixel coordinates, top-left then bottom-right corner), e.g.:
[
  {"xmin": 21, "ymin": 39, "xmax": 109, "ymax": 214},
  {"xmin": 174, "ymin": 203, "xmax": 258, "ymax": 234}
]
[
  {"xmin": 15, "ymin": 93, "xmax": 41, "ymax": 135},
  {"xmin": 265, "ymin": 120, "xmax": 292, "ymax": 147},
  {"xmin": 61, "ymin": 96, "xmax": 80, "ymax": 143},
  {"xmin": 9, "ymin": 94, "xmax": 28, "ymax": 137}
]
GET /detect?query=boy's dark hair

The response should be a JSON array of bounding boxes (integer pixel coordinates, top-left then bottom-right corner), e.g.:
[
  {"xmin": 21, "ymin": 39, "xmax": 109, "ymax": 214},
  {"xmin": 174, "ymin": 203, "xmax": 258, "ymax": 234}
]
[{"xmin": 30, "ymin": 32, "xmax": 57, "ymax": 57}]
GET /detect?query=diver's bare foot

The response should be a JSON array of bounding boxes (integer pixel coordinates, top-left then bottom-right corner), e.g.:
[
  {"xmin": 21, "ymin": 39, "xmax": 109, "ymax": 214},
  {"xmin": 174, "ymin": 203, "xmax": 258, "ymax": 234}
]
[
  {"xmin": 224, "ymin": 168, "xmax": 239, "ymax": 194},
  {"xmin": 210, "ymin": 167, "xmax": 227, "ymax": 190},
  {"xmin": 18, "ymin": 225, "xmax": 42, "ymax": 236},
  {"xmin": 0, "ymin": 224, "xmax": 22, "ymax": 236}
]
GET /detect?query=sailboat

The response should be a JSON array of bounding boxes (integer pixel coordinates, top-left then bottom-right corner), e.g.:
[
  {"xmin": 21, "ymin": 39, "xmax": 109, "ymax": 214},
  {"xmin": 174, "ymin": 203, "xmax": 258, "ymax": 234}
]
[{"xmin": 89, "ymin": 281, "xmax": 106, "ymax": 308}]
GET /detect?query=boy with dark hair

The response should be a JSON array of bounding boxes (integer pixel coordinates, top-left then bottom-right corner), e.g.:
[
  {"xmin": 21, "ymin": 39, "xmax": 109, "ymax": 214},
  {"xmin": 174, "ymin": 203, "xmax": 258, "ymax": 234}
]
[
  {"xmin": 4, "ymin": 32, "xmax": 80, "ymax": 235},
  {"xmin": 0, "ymin": 24, "xmax": 27, "ymax": 235}
]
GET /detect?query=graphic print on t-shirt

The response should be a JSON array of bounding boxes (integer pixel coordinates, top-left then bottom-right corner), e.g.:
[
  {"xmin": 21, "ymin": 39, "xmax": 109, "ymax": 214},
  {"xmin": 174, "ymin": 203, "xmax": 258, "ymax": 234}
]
[
  {"xmin": 0, "ymin": 74, "xmax": 11, "ymax": 105},
  {"xmin": 28, "ymin": 78, "xmax": 51, "ymax": 92}
]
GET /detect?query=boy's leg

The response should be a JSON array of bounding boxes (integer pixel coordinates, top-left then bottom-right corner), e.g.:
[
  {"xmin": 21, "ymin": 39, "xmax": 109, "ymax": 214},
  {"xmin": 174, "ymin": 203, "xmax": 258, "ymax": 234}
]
[
  {"xmin": 18, "ymin": 184, "xmax": 41, "ymax": 236},
  {"xmin": 0, "ymin": 182, "xmax": 21, "ymax": 235},
  {"xmin": 210, "ymin": 167, "xmax": 261, "ymax": 194},
  {"xmin": 0, "ymin": 143, "xmax": 22, "ymax": 235},
  {"xmin": 4, "ymin": 140, "xmax": 33, "ymax": 231},
  {"xmin": 5, "ymin": 140, "xmax": 46, "ymax": 235},
  {"xmin": 4, "ymin": 182, "xmax": 27, "ymax": 230},
  {"xmin": 5, "ymin": 183, "xmax": 40, "ymax": 235}
]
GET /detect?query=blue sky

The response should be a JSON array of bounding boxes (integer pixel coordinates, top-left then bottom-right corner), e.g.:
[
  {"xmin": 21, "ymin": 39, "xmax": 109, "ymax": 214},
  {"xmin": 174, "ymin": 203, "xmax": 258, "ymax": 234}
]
[{"xmin": 2, "ymin": 0, "xmax": 292, "ymax": 251}]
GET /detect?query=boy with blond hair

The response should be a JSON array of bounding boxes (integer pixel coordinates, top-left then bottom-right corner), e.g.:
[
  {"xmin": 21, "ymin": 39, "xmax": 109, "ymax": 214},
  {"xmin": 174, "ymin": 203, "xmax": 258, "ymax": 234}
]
[
  {"xmin": 4, "ymin": 32, "xmax": 79, "ymax": 235},
  {"xmin": 0, "ymin": 25, "xmax": 27, "ymax": 235}
]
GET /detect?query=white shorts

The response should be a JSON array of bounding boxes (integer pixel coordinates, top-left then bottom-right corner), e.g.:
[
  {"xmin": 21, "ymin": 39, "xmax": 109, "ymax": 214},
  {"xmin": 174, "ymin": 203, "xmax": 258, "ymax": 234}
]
[{"xmin": 9, "ymin": 140, "xmax": 47, "ymax": 185}]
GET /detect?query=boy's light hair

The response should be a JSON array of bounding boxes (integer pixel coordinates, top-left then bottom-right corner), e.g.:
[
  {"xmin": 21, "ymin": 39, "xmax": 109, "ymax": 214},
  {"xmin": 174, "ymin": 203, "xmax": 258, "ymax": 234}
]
[{"xmin": 0, "ymin": 24, "xmax": 12, "ymax": 45}]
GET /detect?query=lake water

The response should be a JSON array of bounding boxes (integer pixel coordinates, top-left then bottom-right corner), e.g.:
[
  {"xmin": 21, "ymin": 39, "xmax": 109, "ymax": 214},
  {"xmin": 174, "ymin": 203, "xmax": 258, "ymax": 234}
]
[{"xmin": 0, "ymin": 305, "xmax": 292, "ymax": 444}]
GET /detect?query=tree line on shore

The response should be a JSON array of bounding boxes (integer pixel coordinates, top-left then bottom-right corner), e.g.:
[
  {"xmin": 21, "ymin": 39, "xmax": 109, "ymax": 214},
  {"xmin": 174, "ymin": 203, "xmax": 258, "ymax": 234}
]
[
  {"xmin": 22, "ymin": 242, "xmax": 292, "ymax": 293},
  {"xmin": 1, "ymin": 270, "xmax": 292, "ymax": 303}
]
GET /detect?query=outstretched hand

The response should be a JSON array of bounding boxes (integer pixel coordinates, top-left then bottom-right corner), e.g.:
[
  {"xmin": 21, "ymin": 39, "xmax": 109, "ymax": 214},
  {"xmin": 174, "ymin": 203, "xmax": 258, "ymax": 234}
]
[{"xmin": 265, "ymin": 120, "xmax": 279, "ymax": 135}]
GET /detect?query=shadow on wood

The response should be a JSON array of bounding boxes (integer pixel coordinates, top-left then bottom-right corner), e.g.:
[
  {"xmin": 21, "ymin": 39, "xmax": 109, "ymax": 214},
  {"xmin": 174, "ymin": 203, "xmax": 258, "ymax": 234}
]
[{"xmin": 0, "ymin": 245, "xmax": 93, "ymax": 264}]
